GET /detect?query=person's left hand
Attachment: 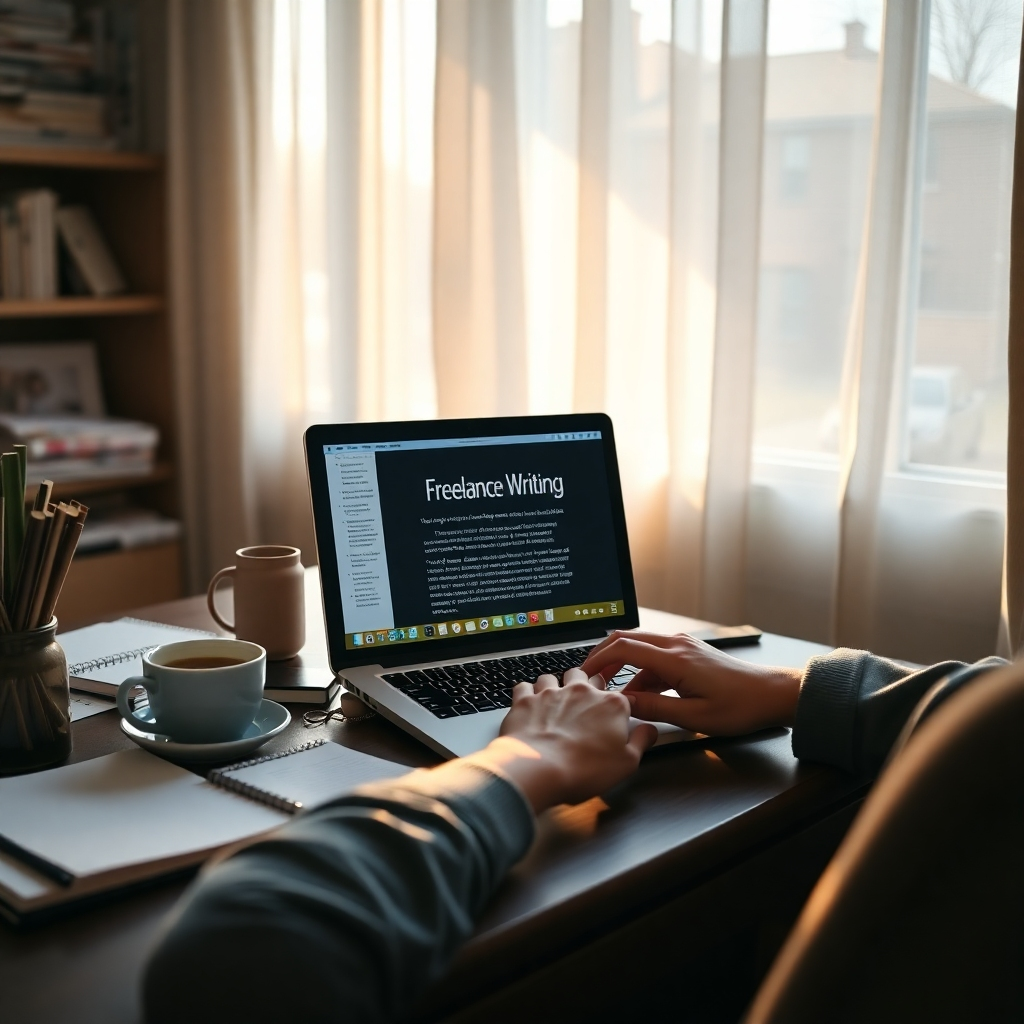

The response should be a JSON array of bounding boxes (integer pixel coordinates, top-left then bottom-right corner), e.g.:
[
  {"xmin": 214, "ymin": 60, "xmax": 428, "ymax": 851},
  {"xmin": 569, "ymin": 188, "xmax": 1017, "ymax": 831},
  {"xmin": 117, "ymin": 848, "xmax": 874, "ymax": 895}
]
[{"xmin": 462, "ymin": 667, "xmax": 658, "ymax": 813}]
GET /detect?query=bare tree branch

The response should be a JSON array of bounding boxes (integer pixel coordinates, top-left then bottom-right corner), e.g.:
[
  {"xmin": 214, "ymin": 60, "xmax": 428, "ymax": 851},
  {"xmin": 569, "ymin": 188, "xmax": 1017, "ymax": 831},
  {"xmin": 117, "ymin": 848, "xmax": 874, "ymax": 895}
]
[{"xmin": 933, "ymin": 0, "xmax": 1015, "ymax": 91}]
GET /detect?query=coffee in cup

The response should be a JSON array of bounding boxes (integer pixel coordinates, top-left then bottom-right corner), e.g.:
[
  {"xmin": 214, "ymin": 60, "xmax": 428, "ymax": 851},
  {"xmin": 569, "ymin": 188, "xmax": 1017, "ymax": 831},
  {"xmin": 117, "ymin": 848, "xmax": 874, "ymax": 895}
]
[{"xmin": 116, "ymin": 638, "xmax": 266, "ymax": 744}]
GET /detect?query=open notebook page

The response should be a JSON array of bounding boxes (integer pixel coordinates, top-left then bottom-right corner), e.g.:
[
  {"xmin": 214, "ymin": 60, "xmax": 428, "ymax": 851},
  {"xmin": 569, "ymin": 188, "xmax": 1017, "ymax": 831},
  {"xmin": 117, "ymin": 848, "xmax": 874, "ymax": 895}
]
[{"xmin": 0, "ymin": 748, "xmax": 287, "ymax": 888}]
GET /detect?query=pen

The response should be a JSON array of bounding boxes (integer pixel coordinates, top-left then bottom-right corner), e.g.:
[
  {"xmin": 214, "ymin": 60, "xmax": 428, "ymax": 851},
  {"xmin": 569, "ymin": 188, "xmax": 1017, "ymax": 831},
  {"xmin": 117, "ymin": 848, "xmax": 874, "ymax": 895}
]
[{"xmin": 0, "ymin": 832, "xmax": 74, "ymax": 887}]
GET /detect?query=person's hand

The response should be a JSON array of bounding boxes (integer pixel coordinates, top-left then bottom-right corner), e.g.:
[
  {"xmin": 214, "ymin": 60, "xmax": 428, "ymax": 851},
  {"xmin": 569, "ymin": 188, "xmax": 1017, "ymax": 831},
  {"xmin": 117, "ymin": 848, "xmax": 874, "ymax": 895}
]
[
  {"xmin": 462, "ymin": 668, "xmax": 658, "ymax": 813},
  {"xmin": 582, "ymin": 631, "xmax": 802, "ymax": 737}
]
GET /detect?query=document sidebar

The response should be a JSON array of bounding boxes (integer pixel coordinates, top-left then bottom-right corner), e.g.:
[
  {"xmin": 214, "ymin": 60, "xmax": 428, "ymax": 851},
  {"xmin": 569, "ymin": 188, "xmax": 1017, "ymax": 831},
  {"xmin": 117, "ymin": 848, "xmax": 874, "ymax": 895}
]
[{"xmin": 325, "ymin": 451, "xmax": 395, "ymax": 633}]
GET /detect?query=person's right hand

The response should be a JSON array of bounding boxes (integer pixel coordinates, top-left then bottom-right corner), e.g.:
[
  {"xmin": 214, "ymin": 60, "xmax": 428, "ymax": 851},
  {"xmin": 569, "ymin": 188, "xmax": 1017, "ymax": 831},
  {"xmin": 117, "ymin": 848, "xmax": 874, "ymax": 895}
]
[
  {"xmin": 582, "ymin": 631, "xmax": 802, "ymax": 737},
  {"xmin": 462, "ymin": 667, "xmax": 657, "ymax": 813}
]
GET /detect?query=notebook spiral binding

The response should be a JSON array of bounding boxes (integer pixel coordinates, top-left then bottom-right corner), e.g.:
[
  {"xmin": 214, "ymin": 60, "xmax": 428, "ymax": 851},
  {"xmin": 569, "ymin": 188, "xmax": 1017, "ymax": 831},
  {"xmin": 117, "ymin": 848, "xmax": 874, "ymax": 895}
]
[
  {"xmin": 67, "ymin": 618, "xmax": 216, "ymax": 676},
  {"xmin": 206, "ymin": 740, "xmax": 327, "ymax": 815}
]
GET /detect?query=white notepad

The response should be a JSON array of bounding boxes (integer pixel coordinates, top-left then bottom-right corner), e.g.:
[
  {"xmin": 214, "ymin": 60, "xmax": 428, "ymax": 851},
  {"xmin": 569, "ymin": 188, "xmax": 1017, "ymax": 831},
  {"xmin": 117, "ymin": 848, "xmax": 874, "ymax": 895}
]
[
  {"xmin": 58, "ymin": 617, "xmax": 218, "ymax": 696},
  {"xmin": 0, "ymin": 741, "xmax": 414, "ymax": 923},
  {"xmin": 208, "ymin": 740, "xmax": 413, "ymax": 812},
  {"xmin": 0, "ymin": 747, "xmax": 287, "ymax": 920}
]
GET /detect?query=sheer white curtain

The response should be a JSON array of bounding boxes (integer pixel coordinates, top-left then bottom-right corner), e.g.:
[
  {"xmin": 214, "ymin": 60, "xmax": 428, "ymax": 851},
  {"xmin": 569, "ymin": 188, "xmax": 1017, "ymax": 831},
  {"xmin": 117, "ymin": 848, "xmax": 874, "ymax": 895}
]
[{"xmin": 169, "ymin": 0, "xmax": 1018, "ymax": 664}]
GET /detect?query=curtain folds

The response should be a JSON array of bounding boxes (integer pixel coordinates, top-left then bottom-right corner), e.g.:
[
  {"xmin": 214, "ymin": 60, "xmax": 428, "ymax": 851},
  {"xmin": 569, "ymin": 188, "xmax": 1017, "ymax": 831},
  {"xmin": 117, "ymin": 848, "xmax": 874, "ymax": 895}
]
[
  {"xmin": 833, "ymin": 0, "xmax": 929, "ymax": 649},
  {"xmin": 167, "ymin": 0, "xmax": 263, "ymax": 590},
  {"xmin": 698, "ymin": 0, "xmax": 767, "ymax": 624},
  {"xmin": 1003, "ymin": 19, "xmax": 1024, "ymax": 656},
  {"xmin": 433, "ymin": 0, "xmax": 528, "ymax": 418},
  {"xmin": 166, "ymin": 0, "xmax": 1018, "ymax": 669}
]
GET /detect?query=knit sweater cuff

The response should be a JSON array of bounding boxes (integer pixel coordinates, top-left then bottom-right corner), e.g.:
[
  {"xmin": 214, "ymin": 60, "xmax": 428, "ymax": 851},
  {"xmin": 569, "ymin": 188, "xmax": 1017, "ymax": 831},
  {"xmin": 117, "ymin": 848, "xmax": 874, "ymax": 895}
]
[{"xmin": 792, "ymin": 648, "xmax": 869, "ymax": 772}]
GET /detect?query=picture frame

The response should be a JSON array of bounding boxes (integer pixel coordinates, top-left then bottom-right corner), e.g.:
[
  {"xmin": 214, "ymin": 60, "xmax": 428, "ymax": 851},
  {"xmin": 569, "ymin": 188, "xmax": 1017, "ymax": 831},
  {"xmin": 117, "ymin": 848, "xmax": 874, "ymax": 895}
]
[{"xmin": 0, "ymin": 341, "xmax": 105, "ymax": 416}]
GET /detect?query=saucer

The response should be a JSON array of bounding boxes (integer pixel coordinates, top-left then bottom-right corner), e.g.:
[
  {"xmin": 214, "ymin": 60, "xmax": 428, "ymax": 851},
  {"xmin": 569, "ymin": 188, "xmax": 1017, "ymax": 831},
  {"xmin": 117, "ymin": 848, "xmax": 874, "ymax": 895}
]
[{"xmin": 119, "ymin": 699, "xmax": 291, "ymax": 762}]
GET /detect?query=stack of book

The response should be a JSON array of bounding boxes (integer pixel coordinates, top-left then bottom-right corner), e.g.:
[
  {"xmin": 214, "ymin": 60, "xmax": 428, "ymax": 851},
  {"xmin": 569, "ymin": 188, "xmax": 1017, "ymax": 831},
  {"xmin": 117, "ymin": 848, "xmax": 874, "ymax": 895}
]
[
  {"xmin": 0, "ymin": 196, "xmax": 125, "ymax": 299},
  {"xmin": 77, "ymin": 507, "xmax": 181, "ymax": 556},
  {"xmin": 0, "ymin": 1, "xmax": 113, "ymax": 149},
  {"xmin": 0, "ymin": 413, "xmax": 158, "ymax": 481},
  {"xmin": 0, "ymin": 187, "xmax": 54, "ymax": 297}
]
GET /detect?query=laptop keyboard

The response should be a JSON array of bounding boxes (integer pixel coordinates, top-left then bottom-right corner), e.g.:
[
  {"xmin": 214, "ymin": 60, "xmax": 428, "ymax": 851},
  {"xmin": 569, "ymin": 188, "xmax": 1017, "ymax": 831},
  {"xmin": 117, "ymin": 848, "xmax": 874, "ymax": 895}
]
[{"xmin": 381, "ymin": 646, "xmax": 637, "ymax": 719}]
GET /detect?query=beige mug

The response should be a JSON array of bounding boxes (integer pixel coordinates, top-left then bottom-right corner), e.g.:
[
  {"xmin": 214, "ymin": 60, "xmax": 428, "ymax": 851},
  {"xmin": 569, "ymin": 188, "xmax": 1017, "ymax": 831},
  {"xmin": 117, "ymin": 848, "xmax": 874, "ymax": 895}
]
[{"xmin": 207, "ymin": 545, "xmax": 305, "ymax": 661}]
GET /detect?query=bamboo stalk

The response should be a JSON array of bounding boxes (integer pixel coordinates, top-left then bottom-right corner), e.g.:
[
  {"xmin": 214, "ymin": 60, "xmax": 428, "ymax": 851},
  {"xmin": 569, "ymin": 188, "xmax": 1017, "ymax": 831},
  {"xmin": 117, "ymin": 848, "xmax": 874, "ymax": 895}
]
[
  {"xmin": 13, "ymin": 511, "xmax": 47, "ymax": 631},
  {"xmin": 26, "ymin": 504, "xmax": 73, "ymax": 631},
  {"xmin": 13, "ymin": 444, "xmax": 25, "ymax": 498},
  {"xmin": 1, "ymin": 453, "xmax": 24, "ymax": 604}
]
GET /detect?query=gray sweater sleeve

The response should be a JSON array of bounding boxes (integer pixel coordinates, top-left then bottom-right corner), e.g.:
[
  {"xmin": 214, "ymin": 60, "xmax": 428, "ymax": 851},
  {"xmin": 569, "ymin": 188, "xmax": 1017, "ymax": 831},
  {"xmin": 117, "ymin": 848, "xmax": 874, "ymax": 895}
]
[
  {"xmin": 143, "ymin": 761, "xmax": 535, "ymax": 1024},
  {"xmin": 793, "ymin": 648, "xmax": 1006, "ymax": 775}
]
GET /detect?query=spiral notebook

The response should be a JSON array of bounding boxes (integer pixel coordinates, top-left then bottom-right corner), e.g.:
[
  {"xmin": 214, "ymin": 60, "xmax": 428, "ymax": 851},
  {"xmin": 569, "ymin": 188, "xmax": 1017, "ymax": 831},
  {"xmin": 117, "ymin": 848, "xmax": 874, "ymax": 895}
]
[
  {"xmin": 208, "ymin": 739, "xmax": 412, "ymax": 813},
  {"xmin": 58, "ymin": 617, "xmax": 340, "ymax": 705},
  {"xmin": 0, "ymin": 740, "xmax": 414, "ymax": 924},
  {"xmin": 59, "ymin": 617, "xmax": 218, "ymax": 696}
]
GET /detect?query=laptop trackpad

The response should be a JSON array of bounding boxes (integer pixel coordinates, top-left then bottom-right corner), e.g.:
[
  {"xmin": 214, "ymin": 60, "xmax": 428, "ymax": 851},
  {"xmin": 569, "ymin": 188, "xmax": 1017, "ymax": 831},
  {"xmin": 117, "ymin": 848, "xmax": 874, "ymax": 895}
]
[{"xmin": 638, "ymin": 718, "xmax": 703, "ymax": 746}]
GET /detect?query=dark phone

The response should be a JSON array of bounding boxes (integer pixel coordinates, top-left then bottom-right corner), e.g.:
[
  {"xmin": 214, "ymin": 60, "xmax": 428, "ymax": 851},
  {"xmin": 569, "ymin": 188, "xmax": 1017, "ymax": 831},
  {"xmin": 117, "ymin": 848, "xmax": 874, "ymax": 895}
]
[{"xmin": 689, "ymin": 624, "xmax": 763, "ymax": 648}]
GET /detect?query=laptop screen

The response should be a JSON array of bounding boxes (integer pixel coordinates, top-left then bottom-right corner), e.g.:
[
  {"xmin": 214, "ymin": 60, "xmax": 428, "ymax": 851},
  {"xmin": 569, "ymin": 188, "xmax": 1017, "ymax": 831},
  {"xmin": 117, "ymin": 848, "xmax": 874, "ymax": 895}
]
[{"xmin": 317, "ymin": 426, "xmax": 628, "ymax": 655}]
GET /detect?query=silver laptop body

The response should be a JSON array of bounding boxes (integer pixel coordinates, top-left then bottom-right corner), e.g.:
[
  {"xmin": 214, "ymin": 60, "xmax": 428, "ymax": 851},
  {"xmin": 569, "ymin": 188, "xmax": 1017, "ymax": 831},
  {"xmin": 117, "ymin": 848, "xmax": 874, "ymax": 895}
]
[{"xmin": 305, "ymin": 414, "xmax": 684, "ymax": 759}]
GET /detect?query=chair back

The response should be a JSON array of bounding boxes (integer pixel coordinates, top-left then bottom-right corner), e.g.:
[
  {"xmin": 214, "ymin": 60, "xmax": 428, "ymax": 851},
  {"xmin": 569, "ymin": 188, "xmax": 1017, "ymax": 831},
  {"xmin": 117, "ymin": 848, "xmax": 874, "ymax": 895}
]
[{"xmin": 745, "ymin": 660, "xmax": 1024, "ymax": 1023}]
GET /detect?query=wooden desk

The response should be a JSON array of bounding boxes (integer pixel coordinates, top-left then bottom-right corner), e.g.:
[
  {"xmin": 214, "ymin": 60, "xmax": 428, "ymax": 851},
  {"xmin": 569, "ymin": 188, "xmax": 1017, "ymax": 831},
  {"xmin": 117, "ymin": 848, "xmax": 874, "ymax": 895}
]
[{"xmin": 0, "ymin": 571, "xmax": 864, "ymax": 1024}]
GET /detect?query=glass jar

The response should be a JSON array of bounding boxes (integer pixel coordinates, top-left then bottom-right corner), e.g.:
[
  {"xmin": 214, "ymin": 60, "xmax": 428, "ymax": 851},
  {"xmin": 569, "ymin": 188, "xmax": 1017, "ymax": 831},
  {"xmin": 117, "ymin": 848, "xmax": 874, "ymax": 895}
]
[{"xmin": 0, "ymin": 617, "xmax": 71, "ymax": 774}]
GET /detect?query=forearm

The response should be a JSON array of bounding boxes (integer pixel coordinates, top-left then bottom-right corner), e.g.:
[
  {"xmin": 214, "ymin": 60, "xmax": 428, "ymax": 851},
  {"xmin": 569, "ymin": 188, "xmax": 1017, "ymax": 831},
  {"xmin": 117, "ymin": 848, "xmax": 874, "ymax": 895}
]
[
  {"xmin": 793, "ymin": 649, "xmax": 1006, "ymax": 775},
  {"xmin": 143, "ymin": 762, "xmax": 535, "ymax": 1024}
]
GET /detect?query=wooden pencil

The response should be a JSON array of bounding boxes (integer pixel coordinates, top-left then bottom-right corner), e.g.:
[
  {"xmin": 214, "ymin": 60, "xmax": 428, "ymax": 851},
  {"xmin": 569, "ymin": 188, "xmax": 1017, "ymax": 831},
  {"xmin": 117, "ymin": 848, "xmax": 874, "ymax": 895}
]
[
  {"xmin": 13, "ymin": 511, "xmax": 48, "ymax": 631},
  {"xmin": 39, "ymin": 516, "xmax": 85, "ymax": 626},
  {"xmin": 26, "ymin": 504, "xmax": 74, "ymax": 631},
  {"xmin": 32, "ymin": 480, "xmax": 53, "ymax": 513}
]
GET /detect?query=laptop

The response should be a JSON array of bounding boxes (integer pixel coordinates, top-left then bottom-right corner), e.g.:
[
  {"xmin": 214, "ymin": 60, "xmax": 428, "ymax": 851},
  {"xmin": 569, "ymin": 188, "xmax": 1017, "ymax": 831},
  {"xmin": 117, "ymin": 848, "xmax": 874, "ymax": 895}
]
[{"xmin": 305, "ymin": 413, "xmax": 692, "ymax": 758}]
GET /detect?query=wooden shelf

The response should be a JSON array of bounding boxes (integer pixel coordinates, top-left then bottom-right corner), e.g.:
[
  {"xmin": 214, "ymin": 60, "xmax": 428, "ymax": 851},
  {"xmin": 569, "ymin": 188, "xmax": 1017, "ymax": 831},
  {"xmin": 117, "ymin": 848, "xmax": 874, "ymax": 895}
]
[
  {"xmin": 0, "ymin": 146, "xmax": 162, "ymax": 171},
  {"xmin": 0, "ymin": 295, "xmax": 163, "ymax": 318},
  {"xmin": 58, "ymin": 540, "xmax": 183, "ymax": 627},
  {"xmin": 25, "ymin": 463, "xmax": 174, "ymax": 503}
]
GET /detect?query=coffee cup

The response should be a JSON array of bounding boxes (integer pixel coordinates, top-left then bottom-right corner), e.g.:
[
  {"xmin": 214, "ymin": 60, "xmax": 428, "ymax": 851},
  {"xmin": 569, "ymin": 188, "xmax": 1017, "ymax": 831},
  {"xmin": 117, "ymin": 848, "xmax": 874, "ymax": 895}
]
[
  {"xmin": 207, "ymin": 545, "xmax": 305, "ymax": 661},
  {"xmin": 116, "ymin": 638, "xmax": 266, "ymax": 744}
]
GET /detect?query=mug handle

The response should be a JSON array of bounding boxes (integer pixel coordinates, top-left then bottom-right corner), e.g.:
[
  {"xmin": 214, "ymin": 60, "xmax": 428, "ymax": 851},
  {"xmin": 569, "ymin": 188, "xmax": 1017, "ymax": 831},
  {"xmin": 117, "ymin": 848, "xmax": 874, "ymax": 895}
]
[
  {"xmin": 207, "ymin": 566, "xmax": 236, "ymax": 632},
  {"xmin": 117, "ymin": 676, "xmax": 159, "ymax": 730}
]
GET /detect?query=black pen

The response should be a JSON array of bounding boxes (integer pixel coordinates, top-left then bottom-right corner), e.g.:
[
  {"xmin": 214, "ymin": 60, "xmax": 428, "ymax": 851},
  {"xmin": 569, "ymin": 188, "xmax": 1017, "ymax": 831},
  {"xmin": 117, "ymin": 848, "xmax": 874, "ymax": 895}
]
[{"xmin": 0, "ymin": 832, "xmax": 74, "ymax": 887}]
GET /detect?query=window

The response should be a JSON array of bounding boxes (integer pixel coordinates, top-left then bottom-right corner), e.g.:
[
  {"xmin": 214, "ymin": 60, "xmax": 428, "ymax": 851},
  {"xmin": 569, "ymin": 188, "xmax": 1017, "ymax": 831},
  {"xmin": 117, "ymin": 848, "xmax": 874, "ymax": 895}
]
[
  {"xmin": 754, "ymin": 7, "xmax": 883, "ymax": 457},
  {"xmin": 779, "ymin": 266, "xmax": 811, "ymax": 340},
  {"xmin": 902, "ymin": 0, "xmax": 1020, "ymax": 473},
  {"xmin": 780, "ymin": 133, "xmax": 810, "ymax": 200}
]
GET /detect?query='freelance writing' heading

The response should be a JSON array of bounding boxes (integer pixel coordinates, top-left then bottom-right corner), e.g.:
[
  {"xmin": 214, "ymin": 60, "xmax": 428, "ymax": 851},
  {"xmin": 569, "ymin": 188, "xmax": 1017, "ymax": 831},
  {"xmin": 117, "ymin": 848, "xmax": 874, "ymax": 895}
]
[{"xmin": 425, "ymin": 473, "xmax": 565, "ymax": 501}]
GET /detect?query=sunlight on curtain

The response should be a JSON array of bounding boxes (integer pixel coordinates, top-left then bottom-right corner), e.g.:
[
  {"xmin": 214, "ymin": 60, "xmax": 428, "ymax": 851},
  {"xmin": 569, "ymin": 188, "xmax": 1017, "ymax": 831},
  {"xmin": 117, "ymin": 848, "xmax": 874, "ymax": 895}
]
[
  {"xmin": 247, "ymin": 0, "xmax": 328, "ymax": 547},
  {"xmin": 322, "ymin": 0, "xmax": 437, "ymax": 425},
  {"xmin": 253, "ymin": 0, "xmax": 1017, "ymax": 663},
  {"xmin": 374, "ymin": 0, "xmax": 438, "ymax": 421},
  {"xmin": 510, "ymin": 0, "xmax": 724, "ymax": 610}
]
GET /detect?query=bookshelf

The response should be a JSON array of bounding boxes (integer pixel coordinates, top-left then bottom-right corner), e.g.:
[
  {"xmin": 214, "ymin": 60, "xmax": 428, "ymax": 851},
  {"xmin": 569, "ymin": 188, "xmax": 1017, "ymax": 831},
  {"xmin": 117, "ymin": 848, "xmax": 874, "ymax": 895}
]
[
  {"xmin": 0, "ymin": 295, "xmax": 163, "ymax": 318},
  {"xmin": 0, "ymin": 148, "xmax": 182, "ymax": 626}
]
